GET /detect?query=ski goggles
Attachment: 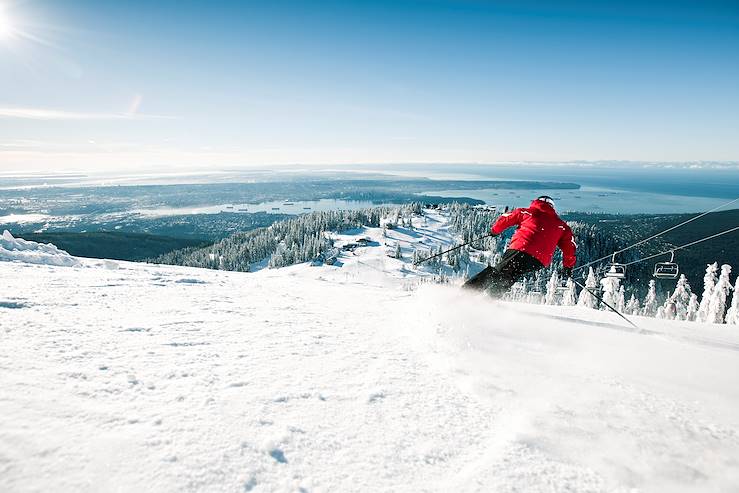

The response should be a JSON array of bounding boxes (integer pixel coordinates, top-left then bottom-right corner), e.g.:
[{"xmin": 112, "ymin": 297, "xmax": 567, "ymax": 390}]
[{"xmin": 537, "ymin": 196, "xmax": 555, "ymax": 207}]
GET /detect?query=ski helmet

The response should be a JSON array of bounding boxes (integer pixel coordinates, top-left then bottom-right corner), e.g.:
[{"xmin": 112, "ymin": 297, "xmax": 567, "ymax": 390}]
[{"xmin": 536, "ymin": 195, "xmax": 556, "ymax": 208}]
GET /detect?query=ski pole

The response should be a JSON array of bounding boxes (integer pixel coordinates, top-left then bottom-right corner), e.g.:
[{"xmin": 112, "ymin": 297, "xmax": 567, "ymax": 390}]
[
  {"xmin": 573, "ymin": 279, "xmax": 640, "ymax": 330},
  {"xmin": 413, "ymin": 233, "xmax": 494, "ymax": 266}
]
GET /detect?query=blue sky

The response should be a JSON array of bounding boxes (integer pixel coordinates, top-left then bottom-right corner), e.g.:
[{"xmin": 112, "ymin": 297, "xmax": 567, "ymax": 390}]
[{"xmin": 1, "ymin": 0, "xmax": 738, "ymax": 171}]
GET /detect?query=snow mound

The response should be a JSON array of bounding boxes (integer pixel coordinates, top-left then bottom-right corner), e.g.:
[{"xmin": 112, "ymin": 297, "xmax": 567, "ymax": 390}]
[{"xmin": 0, "ymin": 230, "xmax": 80, "ymax": 267}]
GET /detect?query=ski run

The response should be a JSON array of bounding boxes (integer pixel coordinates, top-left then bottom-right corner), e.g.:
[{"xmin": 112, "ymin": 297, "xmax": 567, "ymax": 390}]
[{"xmin": 1, "ymin": 209, "xmax": 738, "ymax": 493}]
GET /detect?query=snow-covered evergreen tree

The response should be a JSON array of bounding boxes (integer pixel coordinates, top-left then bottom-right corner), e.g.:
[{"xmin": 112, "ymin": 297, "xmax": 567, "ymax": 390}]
[
  {"xmin": 707, "ymin": 264, "xmax": 732, "ymax": 324},
  {"xmin": 156, "ymin": 206, "xmax": 387, "ymax": 271},
  {"xmin": 625, "ymin": 294, "xmax": 640, "ymax": 315},
  {"xmin": 561, "ymin": 277, "xmax": 577, "ymax": 306},
  {"xmin": 577, "ymin": 267, "xmax": 598, "ymax": 309},
  {"xmin": 616, "ymin": 285, "xmax": 626, "ymax": 313},
  {"xmin": 697, "ymin": 262, "xmax": 719, "ymax": 322},
  {"xmin": 600, "ymin": 276, "xmax": 621, "ymax": 311},
  {"xmin": 660, "ymin": 291, "xmax": 677, "ymax": 320},
  {"xmin": 544, "ymin": 271, "xmax": 560, "ymax": 305},
  {"xmin": 726, "ymin": 276, "xmax": 739, "ymax": 325},
  {"xmin": 670, "ymin": 274, "xmax": 693, "ymax": 321},
  {"xmin": 687, "ymin": 294, "xmax": 699, "ymax": 322},
  {"xmin": 642, "ymin": 280, "xmax": 659, "ymax": 317},
  {"xmin": 533, "ymin": 270, "xmax": 545, "ymax": 298}
]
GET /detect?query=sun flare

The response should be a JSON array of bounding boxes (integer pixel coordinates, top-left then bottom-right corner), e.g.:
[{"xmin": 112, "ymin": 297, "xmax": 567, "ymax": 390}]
[{"xmin": 0, "ymin": 5, "xmax": 14, "ymax": 39}]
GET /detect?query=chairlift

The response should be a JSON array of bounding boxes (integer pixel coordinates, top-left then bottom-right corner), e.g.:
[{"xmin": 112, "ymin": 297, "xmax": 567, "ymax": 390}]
[
  {"xmin": 604, "ymin": 253, "xmax": 626, "ymax": 279},
  {"xmin": 556, "ymin": 277, "xmax": 571, "ymax": 292},
  {"xmin": 653, "ymin": 251, "xmax": 679, "ymax": 280}
]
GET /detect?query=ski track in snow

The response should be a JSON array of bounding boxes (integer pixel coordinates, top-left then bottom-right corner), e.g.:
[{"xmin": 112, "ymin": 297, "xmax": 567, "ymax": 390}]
[{"xmin": 1, "ymin": 211, "xmax": 739, "ymax": 492}]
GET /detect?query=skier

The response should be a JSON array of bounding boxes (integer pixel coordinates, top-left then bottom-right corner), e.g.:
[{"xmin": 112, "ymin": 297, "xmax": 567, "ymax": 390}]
[{"xmin": 464, "ymin": 195, "xmax": 577, "ymax": 296}]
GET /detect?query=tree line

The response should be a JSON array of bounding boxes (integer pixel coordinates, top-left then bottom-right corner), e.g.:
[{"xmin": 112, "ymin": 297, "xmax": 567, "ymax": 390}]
[{"xmin": 154, "ymin": 202, "xmax": 737, "ymax": 324}]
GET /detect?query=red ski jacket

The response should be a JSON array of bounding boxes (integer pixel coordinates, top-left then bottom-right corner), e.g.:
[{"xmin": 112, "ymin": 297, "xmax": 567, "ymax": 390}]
[{"xmin": 492, "ymin": 199, "xmax": 577, "ymax": 268}]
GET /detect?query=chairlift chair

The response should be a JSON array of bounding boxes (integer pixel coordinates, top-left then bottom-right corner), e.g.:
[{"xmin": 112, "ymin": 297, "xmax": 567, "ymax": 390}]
[
  {"xmin": 653, "ymin": 251, "xmax": 679, "ymax": 280},
  {"xmin": 555, "ymin": 274, "xmax": 570, "ymax": 292},
  {"xmin": 604, "ymin": 253, "xmax": 626, "ymax": 279}
]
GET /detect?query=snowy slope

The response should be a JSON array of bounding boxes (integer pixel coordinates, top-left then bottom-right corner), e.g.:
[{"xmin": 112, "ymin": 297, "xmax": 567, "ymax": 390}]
[{"xmin": 2, "ymin": 215, "xmax": 739, "ymax": 493}]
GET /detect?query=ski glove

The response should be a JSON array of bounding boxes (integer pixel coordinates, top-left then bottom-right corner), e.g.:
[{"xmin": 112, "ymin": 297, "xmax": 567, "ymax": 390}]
[{"xmin": 559, "ymin": 267, "xmax": 573, "ymax": 278}]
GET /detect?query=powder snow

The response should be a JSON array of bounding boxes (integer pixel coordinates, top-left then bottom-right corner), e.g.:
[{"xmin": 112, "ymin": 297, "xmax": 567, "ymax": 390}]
[{"xmin": 1, "ymin": 212, "xmax": 738, "ymax": 492}]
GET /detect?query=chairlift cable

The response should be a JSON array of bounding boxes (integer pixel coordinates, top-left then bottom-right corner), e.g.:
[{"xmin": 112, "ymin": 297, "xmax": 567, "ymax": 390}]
[
  {"xmin": 573, "ymin": 196, "xmax": 739, "ymax": 273},
  {"xmin": 413, "ymin": 232, "xmax": 493, "ymax": 266},
  {"xmin": 620, "ymin": 225, "xmax": 739, "ymax": 268}
]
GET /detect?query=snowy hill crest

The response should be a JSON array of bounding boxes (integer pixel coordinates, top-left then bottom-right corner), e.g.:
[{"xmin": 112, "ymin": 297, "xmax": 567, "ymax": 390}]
[{"xmin": 0, "ymin": 229, "xmax": 80, "ymax": 267}]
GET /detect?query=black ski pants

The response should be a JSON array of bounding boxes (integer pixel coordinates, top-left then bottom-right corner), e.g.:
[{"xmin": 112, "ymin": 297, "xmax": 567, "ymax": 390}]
[{"xmin": 463, "ymin": 248, "xmax": 544, "ymax": 297}]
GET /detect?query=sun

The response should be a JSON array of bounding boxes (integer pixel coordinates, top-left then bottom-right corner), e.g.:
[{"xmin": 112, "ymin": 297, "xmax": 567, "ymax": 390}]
[{"xmin": 0, "ymin": 5, "xmax": 15, "ymax": 40}]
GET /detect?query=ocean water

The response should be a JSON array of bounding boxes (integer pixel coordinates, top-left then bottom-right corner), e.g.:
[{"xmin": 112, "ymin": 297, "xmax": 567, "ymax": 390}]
[
  {"xmin": 393, "ymin": 164, "xmax": 738, "ymax": 214},
  {"xmin": 425, "ymin": 187, "xmax": 733, "ymax": 214},
  {"xmin": 369, "ymin": 163, "xmax": 738, "ymax": 199},
  {"xmin": 133, "ymin": 199, "xmax": 387, "ymax": 217},
  {"xmin": 2, "ymin": 165, "xmax": 736, "ymax": 216}
]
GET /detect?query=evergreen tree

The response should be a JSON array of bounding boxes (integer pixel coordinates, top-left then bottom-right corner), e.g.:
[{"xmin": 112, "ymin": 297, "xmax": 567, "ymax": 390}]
[
  {"xmin": 533, "ymin": 270, "xmax": 546, "ymax": 299},
  {"xmin": 600, "ymin": 276, "xmax": 620, "ymax": 311},
  {"xmin": 544, "ymin": 271, "xmax": 560, "ymax": 305},
  {"xmin": 577, "ymin": 267, "xmax": 598, "ymax": 309},
  {"xmin": 687, "ymin": 294, "xmax": 699, "ymax": 322},
  {"xmin": 660, "ymin": 291, "xmax": 677, "ymax": 320},
  {"xmin": 670, "ymin": 274, "xmax": 693, "ymax": 321},
  {"xmin": 642, "ymin": 280, "xmax": 659, "ymax": 317},
  {"xmin": 625, "ymin": 294, "xmax": 640, "ymax": 315},
  {"xmin": 561, "ymin": 277, "xmax": 577, "ymax": 306},
  {"xmin": 707, "ymin": 264, "xmax": 732, "ymax": 324},
  {"xmin": 616, "ymin": 285, "xmax": 626, "ymax": 312},
  {"xmin": 697, "ymin": 262, "xmax": 719, "ymax": 322},
  {"xmin": 155, "ymin": 206, "xmax": 388, "ymax": 271}
]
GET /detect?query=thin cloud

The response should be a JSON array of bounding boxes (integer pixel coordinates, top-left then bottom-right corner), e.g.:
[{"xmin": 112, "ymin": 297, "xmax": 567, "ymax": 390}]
[
  {"xmin": 0, "ymin": 106, "xmax": 174, "ymax": 120},
  {"xmin": 0, "ymin": 139, "xmax": 45, "ymax": 148}
]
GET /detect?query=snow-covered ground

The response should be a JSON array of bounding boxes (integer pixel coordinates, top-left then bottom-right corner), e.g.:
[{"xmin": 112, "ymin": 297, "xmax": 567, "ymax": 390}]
[{"xmin": 1, "ymin": 213, "xmax": 739, "ymax": 492}]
